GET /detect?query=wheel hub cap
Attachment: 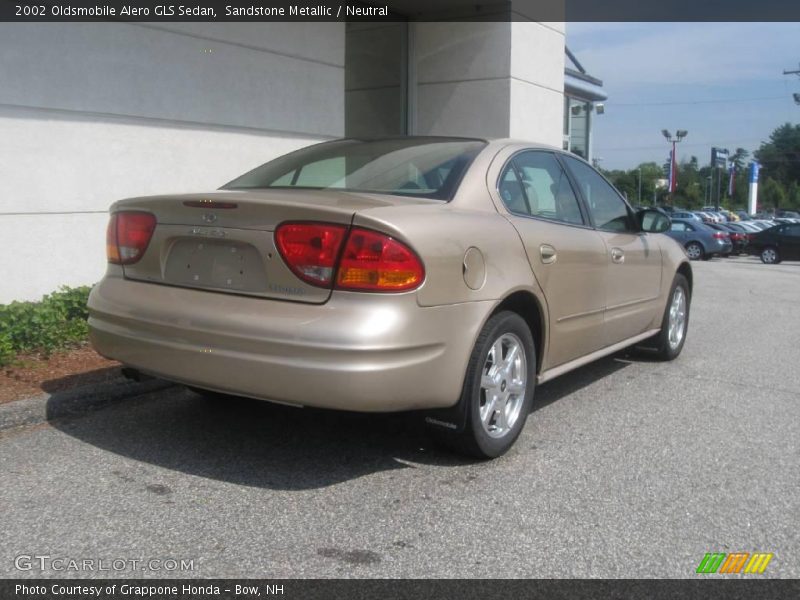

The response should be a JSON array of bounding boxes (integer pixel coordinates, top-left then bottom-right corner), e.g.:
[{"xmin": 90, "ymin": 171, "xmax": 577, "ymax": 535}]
[
  {"xmin": 667, "ymin": 287, "xmax": 687, "ymax": 350},
  {"xmin": 479, "ymin": 333, "xmax": 527, "ymax": 438}
]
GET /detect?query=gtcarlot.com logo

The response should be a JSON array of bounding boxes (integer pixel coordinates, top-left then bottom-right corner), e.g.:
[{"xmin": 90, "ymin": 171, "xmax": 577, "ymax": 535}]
[
  {"xmin": 696, "ymin": 552, "xmax": 773, "ymax": 574},
  {"xmin": 14, "ymin": 554, "xmax": 195, "ymax": 573}
]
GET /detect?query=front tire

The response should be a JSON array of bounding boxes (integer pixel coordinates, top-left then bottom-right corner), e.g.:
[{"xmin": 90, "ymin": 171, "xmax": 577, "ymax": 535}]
[
  {"xmin": 760, "ymin": 246, "xmax": 780, "ymax": 264},
  {"xmin": 652, "ymin": 274, "xmax": 690, "ymax": 361},
  {"xmin": 431, "ymin": 311, "xmax": 536, "ymax": 459}
]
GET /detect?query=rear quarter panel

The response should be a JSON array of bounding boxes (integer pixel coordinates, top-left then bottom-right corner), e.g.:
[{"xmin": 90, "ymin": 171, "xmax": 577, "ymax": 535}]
[{"xmin": 352, "ymin": 204, "xmax": 542, "ymax": 309}]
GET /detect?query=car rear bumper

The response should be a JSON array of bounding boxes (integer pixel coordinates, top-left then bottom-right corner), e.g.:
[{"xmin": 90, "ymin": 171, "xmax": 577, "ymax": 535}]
[
  {"xmin": 710, "ymin": 239, "xmax": 732, "ymax": 255},
  {"xmin": 88, "ymin": 275, "xmax": 491, "ymax": 412}
]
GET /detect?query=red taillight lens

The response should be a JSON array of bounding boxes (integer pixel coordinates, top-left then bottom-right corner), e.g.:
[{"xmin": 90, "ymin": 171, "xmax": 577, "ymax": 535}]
[
  {"xmin": 107, "ymin": 211, "xmax": 156, "ymax": 265},
  {"xmin": 274, "ymin": 222, "xmax": 425, "ymax": 292},
  {"xmin": 336, "ymin": 228, "xmax": 425, "ymax": 292},
  {"xmin": 712, "ymin": 232, "xmax": 727, "ymax": 239},
  {"xmin": 275, "ymin": 222, "xmax": 347, "ymax": 287}
]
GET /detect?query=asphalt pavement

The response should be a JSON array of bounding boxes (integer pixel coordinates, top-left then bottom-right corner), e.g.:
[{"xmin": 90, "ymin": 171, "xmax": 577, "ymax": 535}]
[{"xmin": 1, "ymin": 255, "xmax": 798, "ymax": 578}]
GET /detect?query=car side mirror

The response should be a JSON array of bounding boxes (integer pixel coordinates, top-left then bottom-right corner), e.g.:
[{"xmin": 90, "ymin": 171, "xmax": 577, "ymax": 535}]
[{"xmin": 637, "ymin": 208, "xmax": 671, "ymax": 233}]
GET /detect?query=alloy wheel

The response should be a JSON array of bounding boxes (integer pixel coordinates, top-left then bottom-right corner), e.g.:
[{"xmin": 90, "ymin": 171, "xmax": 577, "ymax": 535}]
[
  {"xmin": 667, "ymin": 286, "xmax": 687, "ymax": 350},
  {"xmin": 479, "ymin": 333, "xmax": 527, "ymax": 438}
]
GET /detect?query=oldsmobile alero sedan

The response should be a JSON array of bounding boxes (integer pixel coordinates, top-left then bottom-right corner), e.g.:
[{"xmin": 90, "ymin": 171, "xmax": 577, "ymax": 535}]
[{"xmin": 88, "ymin": 137, "xmax": 692, "ymax": 458}]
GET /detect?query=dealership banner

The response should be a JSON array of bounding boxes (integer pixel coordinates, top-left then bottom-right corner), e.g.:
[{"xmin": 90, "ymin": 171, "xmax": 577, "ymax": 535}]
[
  {"xmin": 2, "ymin": 579, "xmax": 800, "ymax": 600},
  {"xmin": 2, "ymin": 0, "xmax": 800, "ymax": 21}
]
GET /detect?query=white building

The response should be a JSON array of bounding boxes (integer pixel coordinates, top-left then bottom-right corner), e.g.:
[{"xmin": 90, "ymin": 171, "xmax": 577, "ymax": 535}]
[{"xmin": 0, "ymin": 11, "xmax": 604, "ymax": 303}]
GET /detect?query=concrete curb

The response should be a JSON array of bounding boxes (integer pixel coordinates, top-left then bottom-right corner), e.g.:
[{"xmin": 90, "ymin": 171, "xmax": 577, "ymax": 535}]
[{"xmin": 0, "ymin": 377, "xmax": 175, "ymax": 432}]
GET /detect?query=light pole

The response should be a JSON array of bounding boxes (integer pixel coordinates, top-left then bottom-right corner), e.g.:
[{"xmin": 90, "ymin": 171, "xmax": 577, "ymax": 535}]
[{"xmin": 661, "ymin": 129, "xmax": 688, "ymax": 206}]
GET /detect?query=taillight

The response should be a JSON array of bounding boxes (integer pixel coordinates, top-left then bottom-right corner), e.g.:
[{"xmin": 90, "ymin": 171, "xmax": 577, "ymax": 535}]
[
  {"xmin": 274, "ymin": 222, "xmax": 425, "ymax": 292},
  {"xmin": 712, "ymin": 232, "xmax": 727, "ymax": 239},
  {"xmin": 106, "ymin": 211, "xmax": 156, "ymax": 265},
  {"xmin": 336, "ymin": 228, "xmax": 424, "ymax": 292},
  {"xmin": 275, "ymin": 222, "xmax": 347, "ymax": 286}
]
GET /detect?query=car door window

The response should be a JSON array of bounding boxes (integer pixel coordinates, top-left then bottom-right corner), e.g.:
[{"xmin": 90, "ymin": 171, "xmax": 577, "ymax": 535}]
[
  {"xmin": 498, "ymin": 164, "xmax": 529, "ymax": 215},
  {"xmin": 562, "ymin": 155, "xmax": 635, "ymax": 232},
  {"xmin": 498, "ymin": 151, "xmax": 584, "ymax": 226},
  {"xmin": 670, "ymin": 222, "xmax": 688, "ymax": 232}
]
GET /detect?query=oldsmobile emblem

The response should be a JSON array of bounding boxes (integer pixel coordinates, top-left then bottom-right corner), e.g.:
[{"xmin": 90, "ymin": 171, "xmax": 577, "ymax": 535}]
[
  {"xmin": 202, "ymin": 212, "xmax": 218, "ymax": 223},
  {"xmin": 190, "ymin": 227, "xmax": 226, "ymax": 237}
]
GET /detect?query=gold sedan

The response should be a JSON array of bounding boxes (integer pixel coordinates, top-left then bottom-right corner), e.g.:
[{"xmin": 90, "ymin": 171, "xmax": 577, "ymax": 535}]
[{"xmin": 89, "ymin": 137, "xmax": 691, "ymax": 458}]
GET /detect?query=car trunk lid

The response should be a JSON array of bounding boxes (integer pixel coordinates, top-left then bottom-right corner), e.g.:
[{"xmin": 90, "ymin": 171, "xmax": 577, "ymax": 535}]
[{"xmin": 113, "ymin": 190, "xmax": 434, "ymax": 304}]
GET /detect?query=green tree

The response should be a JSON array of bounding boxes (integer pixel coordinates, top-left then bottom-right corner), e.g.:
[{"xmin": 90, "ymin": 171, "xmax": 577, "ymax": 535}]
[
  {"xmin": 731, "ymin": 147, "xmax": 750, "ymax": 171},
  {"xmin": 760, "ymin": 177, "xmax": 786, "ymax": 210},
  {"xmin": 603, "ymin": 168, "xmax": 637, "ymax": 201},
  {"xmin": 754, "ymin": 123, "xmax": 800, "ymax": 186},
  {"xmin": 786, "ymin": 181, "xmax": 800, "ymax": 210},
  {"xmin": 674, "ymin": 156, "xmax": 702, "ymax": 208}
]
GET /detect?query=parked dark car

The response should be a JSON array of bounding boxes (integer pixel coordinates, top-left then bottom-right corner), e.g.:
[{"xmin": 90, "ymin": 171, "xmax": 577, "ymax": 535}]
[
  {"xmin": 747, "ymin": 223, "xmax": 800, "ymax": 264},
  {"xmin": 665, "ymin": 218, "xmax": 733, "ymax": 260}
]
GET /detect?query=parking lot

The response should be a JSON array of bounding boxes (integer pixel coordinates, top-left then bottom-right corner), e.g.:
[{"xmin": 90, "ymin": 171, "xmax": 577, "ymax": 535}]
[{"xmin": 1, "ymin": 256, "xmax": 798, "ymax": 578}]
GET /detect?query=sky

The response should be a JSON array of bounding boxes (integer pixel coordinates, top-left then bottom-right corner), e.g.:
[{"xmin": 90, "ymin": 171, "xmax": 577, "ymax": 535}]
[{"xmin": 565, "ymin": 22, "xmax": 800, "ymax": 171}]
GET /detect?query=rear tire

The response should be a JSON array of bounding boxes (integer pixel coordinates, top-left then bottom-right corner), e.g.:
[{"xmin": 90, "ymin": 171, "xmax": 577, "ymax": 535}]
[
  {"xmin": 652, "ymin": 274, "xmax": 690, "ymax": 361},
  {"xmin": 429, "ymin": 311, "xmax": 536, "ymax": 459},
  {"xmin": 685, "ymin": 242, "xmax": 704, "ymax": 261},
  {"xmin": 760, "ymin": 246, "xmax": 780, "ymax": 264}
]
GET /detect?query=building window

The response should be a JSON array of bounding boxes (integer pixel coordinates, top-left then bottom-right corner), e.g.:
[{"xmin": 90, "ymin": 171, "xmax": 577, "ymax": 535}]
[{"xmin": 567, "ymin": 97, "xmax": 591, "ymax": 159}]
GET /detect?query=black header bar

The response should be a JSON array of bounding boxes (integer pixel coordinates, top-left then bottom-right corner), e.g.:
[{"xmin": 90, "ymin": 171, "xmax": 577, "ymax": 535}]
[
  {"xmin": 3, "ymin": 579, "xmax": 800, "ymax": 600},
  {"xmin": 2, "ymin": 0, "xmax": 800, "ymax": 21}
]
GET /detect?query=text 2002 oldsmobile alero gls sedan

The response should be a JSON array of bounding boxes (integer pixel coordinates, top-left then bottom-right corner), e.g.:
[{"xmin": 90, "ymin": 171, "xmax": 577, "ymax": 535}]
[{"xmin": 89, "ymin": 137, "xmax": 692, "ymax": 458}]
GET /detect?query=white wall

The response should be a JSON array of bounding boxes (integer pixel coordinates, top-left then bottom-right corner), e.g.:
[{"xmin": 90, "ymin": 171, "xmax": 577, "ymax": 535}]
[
  {"xmin": 412, "ymin": 21, "xmax": 564, "ymax": 146},
  {"xmin": 0, "ymin": 20, "xmax": 566, "ymax": 303},
  {"xmin": 509, "ymin": 21, "xmax": 565, "ymax": 145},
  {"xmin": 0, "ymin": 23, "xmax": 345, "ymax": 303},
  {"xmin": 413, "ymin": 21, "xmax": 511, "ymax": 138}
]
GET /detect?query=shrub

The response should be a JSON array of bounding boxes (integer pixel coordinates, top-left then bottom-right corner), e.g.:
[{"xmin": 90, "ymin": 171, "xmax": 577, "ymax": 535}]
[{"xmin": 0, "ymin": 285, "xmax": 92, "ymax": 366}]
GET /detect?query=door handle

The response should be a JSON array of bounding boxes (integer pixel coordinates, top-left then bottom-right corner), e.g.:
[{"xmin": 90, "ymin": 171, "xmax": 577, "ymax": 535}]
[
  {"xmin": 610, "ymin": 247, "xmax": 625, "ymax": 264},
  {"xmin": 539, "ymin": 244, "xmax": 557, "ymax": 264}
]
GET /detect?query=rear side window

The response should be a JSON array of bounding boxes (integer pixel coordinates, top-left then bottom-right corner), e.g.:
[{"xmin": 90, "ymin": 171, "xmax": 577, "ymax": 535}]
[
  {"xmin": 562, "ymin": 155, "xmax": 634, "ymax": 232},
  {"xmin": 498, "ymin": 151, "xmax": 584, "ymax": 226}
]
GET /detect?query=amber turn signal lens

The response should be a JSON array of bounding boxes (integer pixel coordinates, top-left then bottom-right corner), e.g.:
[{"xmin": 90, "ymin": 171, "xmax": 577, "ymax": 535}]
[{"xmin": 106, "ymin": 211, "xmax": 156, "ymax": 265}]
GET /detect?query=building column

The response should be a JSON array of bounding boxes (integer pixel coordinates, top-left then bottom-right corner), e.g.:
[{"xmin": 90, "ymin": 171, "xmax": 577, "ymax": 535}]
[{"xmin": 411, "ymin": 18, "xmax": 564, "ymax": 146}]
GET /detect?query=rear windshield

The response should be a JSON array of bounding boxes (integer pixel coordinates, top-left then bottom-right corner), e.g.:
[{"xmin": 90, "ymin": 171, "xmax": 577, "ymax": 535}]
[{"xmin": 222, "ymin": 138, "xmax": 486, "ymax": 200}]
